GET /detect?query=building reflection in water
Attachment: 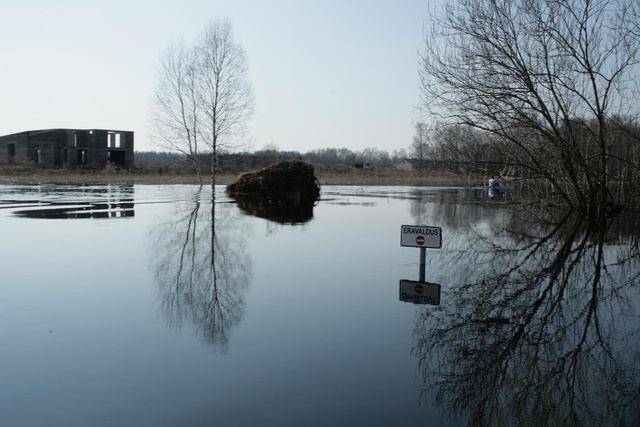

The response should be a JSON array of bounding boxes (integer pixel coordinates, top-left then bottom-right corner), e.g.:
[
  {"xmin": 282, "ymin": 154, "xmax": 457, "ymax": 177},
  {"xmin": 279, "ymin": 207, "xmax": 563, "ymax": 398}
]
[{"xmin": 8, "ymin": 184, "xmax": 135, "ymax": 219}]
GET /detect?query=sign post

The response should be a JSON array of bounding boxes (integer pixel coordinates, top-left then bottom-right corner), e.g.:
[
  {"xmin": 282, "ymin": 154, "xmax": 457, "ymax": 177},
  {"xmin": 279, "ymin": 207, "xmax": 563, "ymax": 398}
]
[
  {"xmin": 400, "ymin": 225, "xmax": 442, "ymax": 249},
  {"xmin": 401, "ymin": 225, "xmax": 441, "ymax": 281},
  {"xmin": 399, "ymin": 225, "xmax": 442, "ymax": 305}
]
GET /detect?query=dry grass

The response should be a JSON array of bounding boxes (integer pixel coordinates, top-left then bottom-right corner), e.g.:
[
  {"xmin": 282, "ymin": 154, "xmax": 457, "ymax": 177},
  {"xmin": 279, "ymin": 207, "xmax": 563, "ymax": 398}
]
[
  {"xmin": 0, "ymin": 163, "xmax": 481, "ymax": 187},
  {"xmin": 315, "ymin": 167, "xmax": 478, "ymax": 187}
]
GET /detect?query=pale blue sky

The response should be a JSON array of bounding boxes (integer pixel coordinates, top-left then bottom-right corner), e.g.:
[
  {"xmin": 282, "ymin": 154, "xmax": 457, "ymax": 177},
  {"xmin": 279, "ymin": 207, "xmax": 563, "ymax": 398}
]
[{"xmin": 0, "ymin": 0, "xmax": 437, "ymax": 153}]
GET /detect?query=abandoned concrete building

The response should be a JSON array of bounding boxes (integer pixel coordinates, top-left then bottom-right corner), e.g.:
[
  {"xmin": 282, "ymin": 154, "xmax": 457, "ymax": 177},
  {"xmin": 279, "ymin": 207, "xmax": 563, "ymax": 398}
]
[{"xmin": 0, "ymin": 128, "xmax": 134, "ymax": 168}]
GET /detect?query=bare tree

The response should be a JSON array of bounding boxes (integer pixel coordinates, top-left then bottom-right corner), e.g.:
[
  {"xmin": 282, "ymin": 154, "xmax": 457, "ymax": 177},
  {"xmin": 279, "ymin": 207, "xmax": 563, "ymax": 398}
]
[
  {"xmin": 150, "ymin": 20, "xmax": 254, "ymax": 191},
  {"xmin": 259, "ymin": 142, "xmax": 281, "ymax": 165},
  {"xmin": 150, "ymin": 39, "xmax": 205, "ymax": 183},
  {"xmin": 412, "ymin": 122, "xmax": 429, "ymax": 175},
  {"xmin": 196, "ymin": 20, "xmax": 254, "ymax": 198},
  {"xmin": 419, "ymin": 0, "xmax": 640, "ymax": 216}
]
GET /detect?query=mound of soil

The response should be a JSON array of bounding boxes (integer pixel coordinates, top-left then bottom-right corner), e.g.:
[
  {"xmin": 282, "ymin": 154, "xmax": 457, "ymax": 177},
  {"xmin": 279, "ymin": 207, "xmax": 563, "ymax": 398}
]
[{"xmin": 226, "ymin": 160, "xmax": 320, "ymax": 203}]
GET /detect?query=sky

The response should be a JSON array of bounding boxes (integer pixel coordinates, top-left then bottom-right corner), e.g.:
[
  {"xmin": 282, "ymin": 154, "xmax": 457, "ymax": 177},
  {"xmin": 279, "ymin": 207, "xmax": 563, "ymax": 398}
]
[{"xmin": 0, "ymin": 0, "xmax": 440, "ymax": 154}]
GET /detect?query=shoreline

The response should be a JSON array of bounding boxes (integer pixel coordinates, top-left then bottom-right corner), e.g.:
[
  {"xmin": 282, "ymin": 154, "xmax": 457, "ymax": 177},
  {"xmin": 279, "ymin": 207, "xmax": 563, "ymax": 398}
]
[{"xmin": 0, "ymin": 170, "xmax": 480, "ymax": 187}]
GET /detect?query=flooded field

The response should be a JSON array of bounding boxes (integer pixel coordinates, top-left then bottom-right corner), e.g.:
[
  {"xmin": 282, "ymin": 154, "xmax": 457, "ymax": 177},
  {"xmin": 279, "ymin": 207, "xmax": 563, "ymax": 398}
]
[{"xmin": 0, "ymin": 184, "xmax": 638, "ymax": 426}]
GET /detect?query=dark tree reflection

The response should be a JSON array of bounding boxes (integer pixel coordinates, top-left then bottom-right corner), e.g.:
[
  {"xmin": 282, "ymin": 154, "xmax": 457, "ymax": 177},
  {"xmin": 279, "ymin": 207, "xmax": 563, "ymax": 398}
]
[
  {"xmin": 412, "ymin": 206, "xmax": 640, "ymax": 426},
  {"xmin": 148, "ymin": 187, "xmax": 252, "ymax": 352},
  {"xmin": 232, "ymin": 194, "xmax": 316, "ymax": 224}
]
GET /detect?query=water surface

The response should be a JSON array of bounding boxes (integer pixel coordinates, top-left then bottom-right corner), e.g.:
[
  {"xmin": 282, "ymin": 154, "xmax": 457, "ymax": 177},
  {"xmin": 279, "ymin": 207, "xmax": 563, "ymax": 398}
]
[{"xmin": 0, "ymin": 184, "xmax": 637, "ymax": 426}]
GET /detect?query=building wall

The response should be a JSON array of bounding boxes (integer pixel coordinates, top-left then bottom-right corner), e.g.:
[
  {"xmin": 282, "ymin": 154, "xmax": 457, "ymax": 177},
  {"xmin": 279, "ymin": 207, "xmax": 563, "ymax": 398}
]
[
  {"xmin": 0, "ymin": 134, "xmax": 28, "ymax": 163},
  {"xmin": 0, "ymin": 129, "xmax": 134, "ymax": 168},
  {"xmin": 28, "ymin": 141, "xmax": 56, "ymax": 165}
]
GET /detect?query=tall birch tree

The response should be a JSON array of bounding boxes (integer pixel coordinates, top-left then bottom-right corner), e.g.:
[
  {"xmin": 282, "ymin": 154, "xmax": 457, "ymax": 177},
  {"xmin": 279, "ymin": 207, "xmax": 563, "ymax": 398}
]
[
  {"xmin": 150, "ymin": 39, "xmax": 204, "ymax": 182},
  {"xmin": 196, "ymin": 20, "xmax": 254, "ymax": 197},
  {"xmin": 150, "ymin": 20, "xmax": 254, "ymax": 191}
]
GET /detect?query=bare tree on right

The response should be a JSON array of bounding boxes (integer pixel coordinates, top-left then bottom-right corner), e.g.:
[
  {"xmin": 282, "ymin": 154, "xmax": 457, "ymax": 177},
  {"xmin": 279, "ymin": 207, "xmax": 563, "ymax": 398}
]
[{"xmin": 419, "ymin": 0, "xmax": 640, "ymax": 217}]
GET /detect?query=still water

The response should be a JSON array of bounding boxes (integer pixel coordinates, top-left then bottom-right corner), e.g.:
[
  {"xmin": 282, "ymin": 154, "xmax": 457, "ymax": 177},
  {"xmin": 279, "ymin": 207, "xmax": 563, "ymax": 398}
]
[{"xmin": 0, "ymin": 184, "xmax": 638, "ymax": 427}]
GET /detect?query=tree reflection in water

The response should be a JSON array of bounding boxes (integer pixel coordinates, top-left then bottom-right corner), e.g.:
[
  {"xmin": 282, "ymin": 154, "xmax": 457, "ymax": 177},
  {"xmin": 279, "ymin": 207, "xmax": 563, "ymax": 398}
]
[
  {"xmin": 412, "ymin": 205, "xmax": 640, "ymax": 426},
  {"xmin": 148, "ymin": 187, "xmax": 252, "ymax": 352}
]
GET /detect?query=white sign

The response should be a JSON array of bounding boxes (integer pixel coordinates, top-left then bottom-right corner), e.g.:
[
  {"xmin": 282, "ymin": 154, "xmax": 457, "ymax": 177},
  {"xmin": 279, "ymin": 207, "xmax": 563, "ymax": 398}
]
[
  {"xmin": 400, "ymin": 225, "xmax": 442, "ymax": 248},
  {"xmin": 399, "ymin": 280, "xmax": 440, "ymax": 305}
]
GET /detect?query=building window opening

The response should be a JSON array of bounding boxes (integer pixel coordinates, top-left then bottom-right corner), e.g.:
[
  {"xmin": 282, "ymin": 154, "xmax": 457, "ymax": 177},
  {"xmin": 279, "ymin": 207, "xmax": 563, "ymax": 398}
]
[
  {"xmin": 108, "ymin": 150, "xmax": 126, "ymax": 167},
  {"xmin": 77, "ymin": 149, "xmax": 86, "ymax": 165},
  {"xmin": 7, "ymin": 143, "xmax": 15, "ymax": 164},
  {"xmin": 108, "ymin": 132, "xmax": 124, "ymax": 148}
]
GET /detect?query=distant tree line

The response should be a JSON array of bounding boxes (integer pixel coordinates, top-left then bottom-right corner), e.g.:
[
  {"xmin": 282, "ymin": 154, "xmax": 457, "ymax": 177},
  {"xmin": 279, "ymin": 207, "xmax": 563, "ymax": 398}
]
[
  {"xmin": 134, "ymin": 146, "xmax": 410, "ymax": 172},
  {"xmin": 303, "ymin": 147, "xmax": 408, "ymax": 168},
  {"xmin": 423, "ymin": 119, "xmax": 640, "ymax": 203},
  {"xmin": 134, "ymin": 151, "xmax": 187, "ymax": 165}
]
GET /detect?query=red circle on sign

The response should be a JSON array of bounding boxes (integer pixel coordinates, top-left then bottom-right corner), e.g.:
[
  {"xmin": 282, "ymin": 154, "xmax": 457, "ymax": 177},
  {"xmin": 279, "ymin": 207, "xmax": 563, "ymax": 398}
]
[
  {"xmin": 415, "ymin": 284, "xmax": 424, "ymax": 294},
  {"xmin": 416, "ymin": 236, "xmax": 425, "ymax": 245}
]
